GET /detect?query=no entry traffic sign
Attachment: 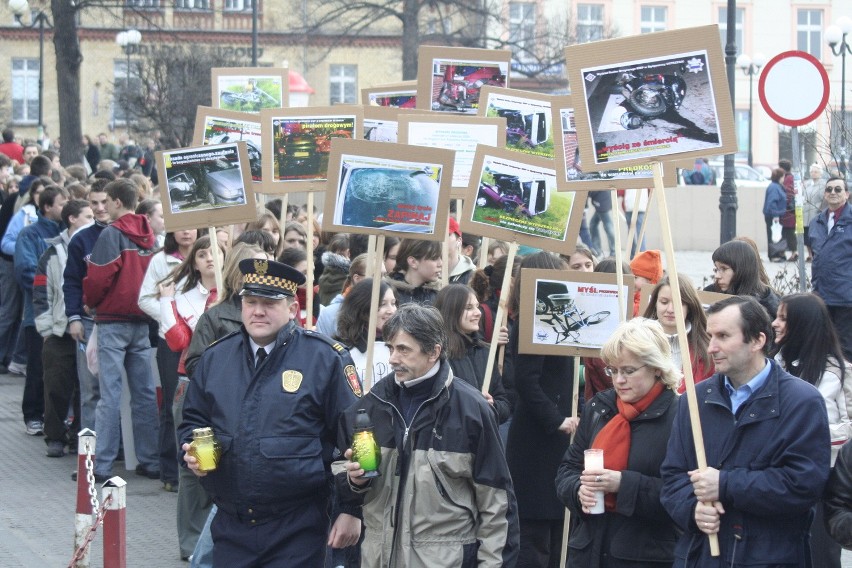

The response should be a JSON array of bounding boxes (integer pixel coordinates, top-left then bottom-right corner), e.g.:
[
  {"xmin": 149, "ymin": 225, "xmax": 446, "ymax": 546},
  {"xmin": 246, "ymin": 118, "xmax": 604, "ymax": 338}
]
[{"xmin": 758, "ymin": 50, "xmax": 830, "ymax": 127}]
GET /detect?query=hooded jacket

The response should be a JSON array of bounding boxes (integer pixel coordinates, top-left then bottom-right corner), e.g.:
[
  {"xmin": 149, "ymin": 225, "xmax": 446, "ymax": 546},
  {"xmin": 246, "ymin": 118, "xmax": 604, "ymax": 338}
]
[
  {"xmin": 318, "ymin": 250, "xmax": 350, "ymax": 305},
  {"xmin": 386, "ymin": 272, "xmax": 440, "ymax": 306},
  {"xmin": 15, "ymin": 212, "xmax": 62, "ymax": 327},
  {"xmin": 448, "ymin": 254, "xmax": 476, "ymax": 285},
  {"xmin": 34, "ymin": 230, "xmax": 72, "ymax": 337},
  {"xmin": 339, "ymin": 361, "xmax": 519, "ymax": 568},
  {"xmin": 83, "ymin": 213, "xmax": 156, "ymax": 322},
  {"xmin": 63, "ymin": 220, "xmax": 108, "ymax": 323}
]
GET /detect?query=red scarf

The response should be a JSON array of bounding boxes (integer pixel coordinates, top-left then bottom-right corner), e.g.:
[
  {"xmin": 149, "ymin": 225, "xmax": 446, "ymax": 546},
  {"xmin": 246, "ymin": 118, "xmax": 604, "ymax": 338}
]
[{"xmin": 591, "ymin": 381, "xmax": 665, "ymax": 511}]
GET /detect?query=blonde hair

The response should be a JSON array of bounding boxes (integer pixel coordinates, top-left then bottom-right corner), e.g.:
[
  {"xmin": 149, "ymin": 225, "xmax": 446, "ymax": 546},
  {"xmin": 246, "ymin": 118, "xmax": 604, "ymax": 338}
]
[
  {"xmin": 600, "ymin": 317, "xmax": 680, "ymax": 390},
  {"xmin": 218, "ymin": 242, "xmax": 265, "ymax": 303}
]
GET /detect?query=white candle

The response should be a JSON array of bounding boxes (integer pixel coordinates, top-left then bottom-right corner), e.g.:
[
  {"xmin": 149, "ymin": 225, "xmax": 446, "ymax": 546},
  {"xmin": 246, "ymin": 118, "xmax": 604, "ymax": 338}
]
[{"xmin": 584, "ymin": 448, "xmax": 606, "ymax": 514}]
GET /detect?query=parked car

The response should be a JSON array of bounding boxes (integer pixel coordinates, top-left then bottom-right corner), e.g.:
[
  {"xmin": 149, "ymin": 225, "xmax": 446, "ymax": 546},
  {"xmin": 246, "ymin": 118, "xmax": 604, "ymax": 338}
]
[{"xmin": 679, "ymin": 161, "xmax": 768, "ymax": 191}]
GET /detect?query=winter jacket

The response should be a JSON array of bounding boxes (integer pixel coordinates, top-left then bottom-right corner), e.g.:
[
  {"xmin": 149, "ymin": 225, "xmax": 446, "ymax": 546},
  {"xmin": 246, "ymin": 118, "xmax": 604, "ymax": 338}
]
[
  {"xmin": 34, "ymin": 230, "xmax": 71, "ymax": 337},
  {"xmin": 506, "ymin": 324, "xmax": 576, "ymax": 520},
  {"xmin": 824, "ymin": 441, "xmax": 852, "ymax": 549},
  {"xmin": 183, "ymin": 296, "xmax": 242, "ymax": 380},
  {"xmin": 660, "ymin": 360, "xmax": 831, "ymax": 567},
  {"xmin": 63, "ymin": 221, "xmax": 107, "ymax": 323},
  {"xmin": 83, "ymin": 213, "xmax": 156, "ymax": 322},
  {"xmin": 160, "ymin": 282, "xmax": 216, "ymax": 376},
  {"xmin": 0, "ymin": 191, "xmax": 24, "ymax": 262},
  {"xmin": 556, "ymin": 388, "xmax": 680, "ymax": 568},
  {"xmin": 2, "ymin": 203, "xmax": 38, "ymax": 255},
  {"xmin": 386, "ymin": 272, "xmax": 439, "ymax": 306},
  {"xmin": 448, "ymin": 335, "xmax": 511, "ymax": 424},
  {"xmin": 810, "ymin": 205, "xmax": 852, "ymax": 307},
  {"xmin": 316, "ymin": 293, "xmax": 344, "ymax": 337},
  {"xmin": 702, "ymin": 283, "xmax": 781, "ymax": 319},
  {"xmin": 15, "ymin": 213, "xmax": 62, "ymax": 327},
  {"xmin": 178, "ymin": 321, "xmax": 361, "ymax": 523},
  {"xmin": 138, "ymin": 250, "xmax": 184, "ymax": 337},
  {"xmin": 762, "ymin": 181, "xmax": 787, "ymax": 218},
  {"xmin": 448, "ymin": 255, "xmax": 475, "ymax": 285},
  {"xmin": 781, "ymin": 172, "xmax": 797, "ymax": 228},
  {"xmin": 338, "ymin": 361, "xmax": 519, "ymax": 568}
]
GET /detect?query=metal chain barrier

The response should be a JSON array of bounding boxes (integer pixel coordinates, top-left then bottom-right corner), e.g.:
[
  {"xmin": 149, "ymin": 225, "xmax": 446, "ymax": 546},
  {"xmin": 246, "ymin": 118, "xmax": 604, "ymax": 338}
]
[
  {"xmin": 84, "ymin": 440, "xmax": 99, "ymax": 514},
  {"xmin": 66, "ymin": 493, "xmax": 112, "ymax": 568}
]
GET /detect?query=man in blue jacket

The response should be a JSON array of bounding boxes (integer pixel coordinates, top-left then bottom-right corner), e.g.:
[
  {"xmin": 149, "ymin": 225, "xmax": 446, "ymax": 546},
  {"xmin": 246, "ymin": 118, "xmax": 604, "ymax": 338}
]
[
  {"xmin": 15, "ymin": 185, "xmax": 68, "ymax": 435},
  {"xmin": 808, "ymin": 176, "xmax": 852, "ymax": 361},
  {"xmin": 660, "ymin": 296, "xmax": 830, "ymax": 567}
]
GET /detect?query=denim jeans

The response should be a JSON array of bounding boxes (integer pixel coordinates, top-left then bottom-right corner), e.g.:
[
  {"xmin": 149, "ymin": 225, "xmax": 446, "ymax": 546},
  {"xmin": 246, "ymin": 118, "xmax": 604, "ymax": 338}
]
[
  {"xmin": 76, "ymin": 318, "xmax": 99, "ymax": 432},
  {"xmin": 589, "ymin": 209, "xmax": 616, "ymax": 258},
  {"xmin": 190, "ymin": 505, "xmax": 216, "ymax": 568},
  {"xmin": 93, "ymin": 321, "xmax": 159, "ymax": 475},
  {"xmin": 21, "ymin": 325, "xmax": 43, "ymax": 423},
  {"xmin": 156, "ymin": 337, "xmax": 181, "ymax": 485},
  {"xmin": 578, "ymin": 213, "xmax": 593, "ymax": 251},
  {"xmin": 625, "ymin": 211, "xmax": 647, "ymax": 258}
]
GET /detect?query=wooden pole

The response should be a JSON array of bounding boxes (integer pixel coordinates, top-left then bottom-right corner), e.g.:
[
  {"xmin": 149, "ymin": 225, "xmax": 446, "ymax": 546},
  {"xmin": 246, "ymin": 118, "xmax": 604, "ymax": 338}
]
[
  {"xmin": 479, "ymin": 237, "xmax": 490, "ymax": 270},
  {"xmin": 365, "ymin": 235, "xmax": 377, "ymax": 278},
  {"xmin": 652, "ymin": 162, "xmax": 719, "ymax": 556},
  {"xmin": 559, "ymin": 357, "xmax": 582, "ymax": 568},
  {"xmin": 636, "ymin": 188, "xmax": 653, "ymax": 257},
  {"xmin": 362, "ymin": 235, "xmax": 386, "ymax": 394},
  {"xmin": 611, "ymin": 189, "xmax": 626, "ymax": 321},
  {"xmin": 208, "ymin": 226, "xmax": 224, "ymax": 294},
  {"xmin": 625, "ymin": 189, "xmax": 641, "ymax": 258},
  {"xmin": 305, "ymin": 192, "xmax": 315, "ymax": 329},
  {"xmin": 481, "ymin": 241, "xmax": 518, "ymax": 394}
]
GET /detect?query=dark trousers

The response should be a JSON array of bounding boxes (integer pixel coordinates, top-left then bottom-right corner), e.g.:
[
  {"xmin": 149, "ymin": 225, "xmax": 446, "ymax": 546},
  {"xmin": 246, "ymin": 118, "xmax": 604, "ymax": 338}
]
[
  {"xmin": 43, "ymin": 334, "xmax": 79, "ymax": 442},
  {"xmin": 156, "ymin": 337, "xmax": 180, "ymax": 485},
  {"xmin": 827, "ymin": 305, "xmax": 852, "ymax": 362},
  {"xmin": 517, "ymin": 518, "xmax": 564, "ymax": 568},
  {"xmin": 211, "ymin": 500, "xmax": 328, "ymax": 568},
  {"xmin": 21, "ymin": 325, "xmax": 44, "ymax": 423},
  {"xmin": 811, "ymin": 500, "xmax": 841, "ymax": 568}
]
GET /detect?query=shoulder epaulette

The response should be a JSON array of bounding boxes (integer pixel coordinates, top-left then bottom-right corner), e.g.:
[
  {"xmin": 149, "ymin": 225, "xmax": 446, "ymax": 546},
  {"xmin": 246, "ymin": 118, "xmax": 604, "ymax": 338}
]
[{"xmin": 304, "ymin": 329, "xmax": 348, "ymax": 354}]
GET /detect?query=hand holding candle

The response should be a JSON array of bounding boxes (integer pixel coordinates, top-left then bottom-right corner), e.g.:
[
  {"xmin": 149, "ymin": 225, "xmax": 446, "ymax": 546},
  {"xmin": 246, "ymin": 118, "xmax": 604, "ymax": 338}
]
[{"xmin": 584, "ymin": 448, "xmax": 605, "ymax": 514}]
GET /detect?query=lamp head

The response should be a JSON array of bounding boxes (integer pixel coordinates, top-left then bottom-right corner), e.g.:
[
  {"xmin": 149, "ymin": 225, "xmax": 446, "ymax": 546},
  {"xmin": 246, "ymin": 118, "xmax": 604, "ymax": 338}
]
[
  {"xmin": 838, "ymin": 16, "xmax": 852, "ymax": 35},
  {"xmin": 8, "ymin": 0, "xmax": 29, "ymax": 17},
  {"xmin": 826, "ymin": 24, "xmax": 842, "ymax": 47},
  {"xmin": 736, "ymin": 53, "xmax": 752, "ymax": 72}
]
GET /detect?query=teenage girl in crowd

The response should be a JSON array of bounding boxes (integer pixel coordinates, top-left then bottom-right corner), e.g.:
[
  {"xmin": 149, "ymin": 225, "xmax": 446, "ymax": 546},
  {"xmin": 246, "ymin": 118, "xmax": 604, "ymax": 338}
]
[
  {"xmin": 705, "ymin": 239, "xmax": 780, "ymax": 318},
  {"xmin": 642, "ymin": 274, "xmax": 714, "ymax": 392},
  {"xmin": 772, "ymin": 293, "xmax": 852, "ymax": 568}
]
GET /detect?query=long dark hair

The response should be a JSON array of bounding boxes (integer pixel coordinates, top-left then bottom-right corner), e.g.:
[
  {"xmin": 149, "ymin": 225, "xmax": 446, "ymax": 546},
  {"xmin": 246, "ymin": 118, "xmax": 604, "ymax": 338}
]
[
  {"xmin": 335, "ymin": 278, "xmax": 390, "ymax": 348},
  {"xmin": 642, "ymin": 274, "xmax": 709, "ymax": 366},
  {"xmin": 711, "ymin": 240, "xmax": 770, "ymax": 297},
  {"xmin": 772, "ymin": 293, "xmax": 846, "ymax": 387},
  {"xmin": 434, "ymin": 284, "xmax": 484, "ymax": 360}
]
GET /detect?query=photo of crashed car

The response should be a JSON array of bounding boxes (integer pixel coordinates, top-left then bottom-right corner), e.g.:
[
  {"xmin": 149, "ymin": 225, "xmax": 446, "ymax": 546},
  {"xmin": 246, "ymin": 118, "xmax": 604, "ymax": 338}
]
[
  {"xmin": 279, "ymin": 132, "xmax": 320, "ymax": 177},
  {"xmin": 476, "ymin": 173, "xmax": 549, "ymax": 218},
  {"xmin": 167, "ymin": 157, "xmax": 247, "ymax": 212},
  {"xmin": 207, "ymin": 133, "xmax": 262, "ymax": 181},
  {"xmin": 496, "ymin": 108, "xmax": 550, "ymax": 148}
]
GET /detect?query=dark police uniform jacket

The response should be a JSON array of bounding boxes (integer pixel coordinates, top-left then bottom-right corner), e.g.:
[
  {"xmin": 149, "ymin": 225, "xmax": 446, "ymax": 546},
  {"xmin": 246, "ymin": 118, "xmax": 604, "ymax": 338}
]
[{"xmin": 178, "ymin": 319, "xmax": 362, "ymax": 524}]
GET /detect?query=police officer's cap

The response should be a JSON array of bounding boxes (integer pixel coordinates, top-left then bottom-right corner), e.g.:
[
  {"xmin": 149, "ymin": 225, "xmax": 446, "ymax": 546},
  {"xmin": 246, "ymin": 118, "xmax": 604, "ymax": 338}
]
[{"xmin": 239, "ymin": 258, "xmax": 305, "ymax": 300}]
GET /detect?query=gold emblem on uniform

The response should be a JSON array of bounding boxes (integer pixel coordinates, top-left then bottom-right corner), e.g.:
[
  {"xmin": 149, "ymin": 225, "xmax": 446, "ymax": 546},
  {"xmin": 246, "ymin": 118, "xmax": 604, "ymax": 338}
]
[
  {"xmin": 282, "ymin": 370, "xmax": 303, "ymax": 393},
  {"xmin": 254, "ymin": 259, "xmax": 269, "ymax": 276}
]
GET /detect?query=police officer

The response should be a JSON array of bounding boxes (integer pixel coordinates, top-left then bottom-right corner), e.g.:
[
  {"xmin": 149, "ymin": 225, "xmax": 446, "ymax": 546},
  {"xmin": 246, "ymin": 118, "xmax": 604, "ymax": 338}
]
[{"xmin": 179, "ymin": 258, "xmax": 363, "ymax": 567}]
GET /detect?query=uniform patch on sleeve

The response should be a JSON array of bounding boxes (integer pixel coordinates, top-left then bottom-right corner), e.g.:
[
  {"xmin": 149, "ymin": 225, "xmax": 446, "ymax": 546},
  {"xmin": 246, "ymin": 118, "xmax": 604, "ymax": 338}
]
[{"xmin": 344, "ymin": 364, "xmax": 362, "ymax": 398}]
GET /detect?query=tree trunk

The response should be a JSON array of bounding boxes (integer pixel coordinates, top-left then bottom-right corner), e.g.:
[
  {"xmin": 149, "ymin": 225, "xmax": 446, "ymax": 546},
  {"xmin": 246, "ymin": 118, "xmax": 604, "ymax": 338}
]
[
  {"xmin": 51, "ymin": 0, "xmax": 83, "ymax": 167},
  {"xmin": 401, "ymin": 0, "xmax": 420, "ymax": 80}
]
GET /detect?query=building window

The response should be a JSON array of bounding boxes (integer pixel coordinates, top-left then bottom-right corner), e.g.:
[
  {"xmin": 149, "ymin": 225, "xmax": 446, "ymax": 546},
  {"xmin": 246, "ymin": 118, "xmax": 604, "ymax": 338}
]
[
  {"xmin": 126, "ymin": 0, "xmax": 161, "ymax": 7},
  {"xmin": 509, "ymin": 3, "xmax": 536, "ymax": 63},
  {"xmin": 329, "ymin": 64, "xmax": 357, "ymax": 105},
  {"xmin": 112, "ymin": 60, "xmax": 141, "ymax": 124},
  {"xmin": 175, "ymin": 0, "xmax": 210, "ymax": 9},
  {"xmin": 640, "ymin": 6, "xmax": 667, "ymax": 34},
  {"xmin": 797, "ymin": 9, "xmax": 822, "ymax": 59},
  {"xmin": 224, "ymin": 0, "xmax": 254, "ymax": 10},
  {"xmin": 577, "ymin": 4, "xmax": 604, "ymax": 44},
  {"xmin": 718, "ymin": 7, "xmax": 744, "ymax": 56},
  {"xmin": 11, "ymin": 58, "xmax": 39, "ymax": 124}
]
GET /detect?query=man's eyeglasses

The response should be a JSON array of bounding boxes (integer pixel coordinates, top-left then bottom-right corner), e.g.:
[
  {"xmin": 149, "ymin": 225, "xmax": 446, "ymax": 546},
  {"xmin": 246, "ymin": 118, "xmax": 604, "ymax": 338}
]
[
  {"xmin": 603, "ymin": 364, "xmax": 647, "ymax": 378},
  {"xmin": 825, "ymin": 185, "xmax": 846, "ymax": 194}
]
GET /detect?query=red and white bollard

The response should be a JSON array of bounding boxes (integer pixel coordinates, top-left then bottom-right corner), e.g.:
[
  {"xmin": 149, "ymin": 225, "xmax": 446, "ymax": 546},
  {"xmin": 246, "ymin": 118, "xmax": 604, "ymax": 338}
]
[
  {"xmin": 74, "ymin": 429, "xmax": 96, "ymax": 567},
  {"xmin": 102, "ymin": 477, "xmax": 127, "ymax": 568}
]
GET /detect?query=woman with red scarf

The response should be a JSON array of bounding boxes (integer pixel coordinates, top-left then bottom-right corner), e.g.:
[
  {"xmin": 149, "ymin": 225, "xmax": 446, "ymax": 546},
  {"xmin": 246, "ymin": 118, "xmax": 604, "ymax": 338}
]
[{"xmin": 556, "ymin": 318, "xmax": 680, "ymax": 568}]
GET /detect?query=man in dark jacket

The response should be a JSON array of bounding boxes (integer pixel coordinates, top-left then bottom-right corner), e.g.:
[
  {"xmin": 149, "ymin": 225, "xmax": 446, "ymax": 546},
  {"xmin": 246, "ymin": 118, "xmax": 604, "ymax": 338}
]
[
  {"xmin": 809, "ymin": 176, "xmax": 852, "ymax": 361},
  {"xmin": 824, "ymin": 440, "xmax": 852, "ymax": 550},
  {"xmin": 15, "ymin": 186, "xmax": 67, "ymax": 435},
  {"xmin": 342, "ymin": 304, "xmax": 519, "ymax": 567},
  {"xmin": 661, "ymin": 296, "xmax": 830, "ymax": 567},
  {"xmin": 83, "ymin": 178, "xmax": 159, "ymax": 481},
  {"xmin": 180, "ymin": 258, "xmax": 362, "ymax": 566},
  {"xmin": 63, "ymin": 180, "xmax": 110, "ymax": 433}
]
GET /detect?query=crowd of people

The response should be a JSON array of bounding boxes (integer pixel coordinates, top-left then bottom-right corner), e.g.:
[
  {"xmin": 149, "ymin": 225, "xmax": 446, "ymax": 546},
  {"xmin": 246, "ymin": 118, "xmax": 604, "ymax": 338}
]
[{"xmin": 0, "ymin": 123, "xmax": 851, "ymax": 567}]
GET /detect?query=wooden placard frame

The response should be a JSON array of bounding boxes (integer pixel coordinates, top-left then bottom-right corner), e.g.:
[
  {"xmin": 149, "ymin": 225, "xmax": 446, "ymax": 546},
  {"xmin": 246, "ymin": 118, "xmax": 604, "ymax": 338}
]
[
  {"xmin": 398, "ymin": 113, "xmax": 506, "ymax": 199},
  {"xmin": 361, "ymin": 80, "xmax": 418, "ymax": 108},
  {"xmin": 518, "ymin": 269, "xmax": 635, "ymax": 357},
  {"xmin": 363, "ymin": 106, "xmax": 420, "ymax": 143},
  {"xmin": 478, "ymin": 86, "xmax": 555, "ymax": 159},
  {"xmin": 156, "ymin": 141, "xmax": 258, "ymax": 232},
  {"xmin": 259, "ymin": 105, "xmax": 363, "ymax": 193},
  {"xmin": 210, "ymin": 67, "xmax": 288, "ymax": 112},
  {"xmin": 458, "ymin": 145, "xmax": 585, "ymax": 255},
  {"xmin": 564, "ymin": 25, "xmax": 736, "ymax": 172},
  {"xmin": 322, "ymin": 138, "xmax": 454, "ymax": 242},
  {"xmin": 416, "ymin": 46, "xmax": 511, "ymax": 115},
  {"xmin": 192, "ymin": 106, "xmax": 263, "ymax": 191}
]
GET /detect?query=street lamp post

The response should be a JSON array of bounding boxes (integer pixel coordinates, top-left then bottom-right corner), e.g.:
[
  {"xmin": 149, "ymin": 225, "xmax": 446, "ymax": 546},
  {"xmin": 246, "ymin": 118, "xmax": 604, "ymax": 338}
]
[
  {"xmin": 719, "ymin": 0, "xmax": 738, "ymax": 245},
  {"xmin": 736, "ymin": 53, "xmax": 766, "ymax": 168},
  {"xmin": 8, "ymin": 0, "xmax": 51, "ymax": 144},
  {"xmin": 827, "ymin": 16, "xmax": 852, "ymax": 181},
  {"xmin": 115, "ymin": 30, "xmax": 142, "ymax": 135}
]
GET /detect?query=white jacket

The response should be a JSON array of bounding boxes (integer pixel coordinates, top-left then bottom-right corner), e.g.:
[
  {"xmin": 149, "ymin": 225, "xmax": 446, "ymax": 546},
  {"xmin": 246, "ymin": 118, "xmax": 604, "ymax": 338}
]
[{"xmin": 138, "ymin": 251, "xmax": 183, "ymax": 337}]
